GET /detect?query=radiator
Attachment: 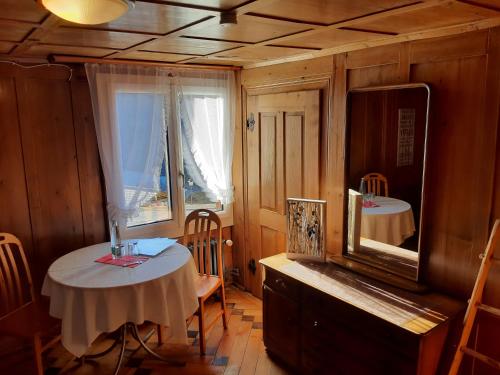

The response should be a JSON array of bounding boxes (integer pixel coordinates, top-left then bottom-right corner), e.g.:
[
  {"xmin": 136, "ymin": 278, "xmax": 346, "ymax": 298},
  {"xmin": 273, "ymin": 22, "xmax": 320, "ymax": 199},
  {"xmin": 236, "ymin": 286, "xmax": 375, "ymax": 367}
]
[{"xmin": 188, "ymin": 239, "xmax": 225, "ymax": 276}]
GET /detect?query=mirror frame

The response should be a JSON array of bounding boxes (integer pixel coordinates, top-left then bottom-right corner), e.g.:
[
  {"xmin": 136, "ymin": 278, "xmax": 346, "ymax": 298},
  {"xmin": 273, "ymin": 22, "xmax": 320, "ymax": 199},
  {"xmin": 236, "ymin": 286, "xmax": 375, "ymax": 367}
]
[{"xmin": 343, "ymin": 83, "xmax": 431, "ymax": 281}]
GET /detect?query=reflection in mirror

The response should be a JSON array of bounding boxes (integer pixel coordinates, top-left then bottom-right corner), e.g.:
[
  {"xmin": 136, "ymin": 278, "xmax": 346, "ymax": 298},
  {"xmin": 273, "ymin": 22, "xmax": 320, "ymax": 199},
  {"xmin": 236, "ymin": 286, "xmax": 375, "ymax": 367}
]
[{"xmin": 345, "ymin": 84, "xmax": 430, "ymax": 280}]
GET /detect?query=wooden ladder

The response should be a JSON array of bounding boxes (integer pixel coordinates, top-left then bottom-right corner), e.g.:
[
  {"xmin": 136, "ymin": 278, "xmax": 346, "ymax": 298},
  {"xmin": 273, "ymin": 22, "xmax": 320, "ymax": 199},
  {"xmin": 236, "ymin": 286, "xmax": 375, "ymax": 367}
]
[{"xmin": 448, "ymin": 219, "xmax": 500, "ymax": 375}]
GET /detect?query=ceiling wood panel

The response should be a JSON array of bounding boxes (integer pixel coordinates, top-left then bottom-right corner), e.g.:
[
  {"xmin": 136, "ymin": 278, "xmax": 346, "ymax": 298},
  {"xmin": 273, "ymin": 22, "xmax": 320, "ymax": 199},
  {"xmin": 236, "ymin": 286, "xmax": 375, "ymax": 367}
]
[
  {"xmin": 354, "ymin": 2, "xmax": 500, "ymax": 34},
  {"xmin": 24, "ymin": 44, "xmax": 117, "ymax": 58},
  {"xmin": 145, "ymin": 37, "xmax": 243, "ymax": 55},
  {"xmin": 0, "ymin": 41, "xmax": 15, "ymax": 54},
  {"xmin": 97, "ymin": 2, "xmax": 211, "ymax": 35},
  {"xmin": 0, "ymin": 0, "xmax": 48, "ymax": 23},
  {"xmin": 121, "ymin": 51, "xmax": 198, "ymax": 62},
  {"xmin": 248, "ymin": 0, "xmax": 418, "ymax": 25},
  {"xmin": 183, "ymin": 15, "xmax": 311, "ymax": 43},
  {"xmin": 459, "ymin": 0, "xmax": 500, "ymax": 10},
  {"xmin": 277, "ymin": 28, "xmax": 388, "ymax": 49},
  {"xmin": 40, "ymin": 27, "xmax": 152, "ymax": 49},
  {"xmin": 0, "ymin": 23, "xmax": 34, "ymax": 42}
]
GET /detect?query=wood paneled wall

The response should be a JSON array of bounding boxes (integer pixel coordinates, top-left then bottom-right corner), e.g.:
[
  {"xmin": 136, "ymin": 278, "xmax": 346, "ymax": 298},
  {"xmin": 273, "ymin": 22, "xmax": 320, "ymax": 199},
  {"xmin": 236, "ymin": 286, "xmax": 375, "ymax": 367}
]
[
  {"xmin": 238, "ymin": 27, "xmax": 500, "ymax": 374},
  {"xmin": 0, "ymin": 64, "xmax": 107, "ymax": 289}
]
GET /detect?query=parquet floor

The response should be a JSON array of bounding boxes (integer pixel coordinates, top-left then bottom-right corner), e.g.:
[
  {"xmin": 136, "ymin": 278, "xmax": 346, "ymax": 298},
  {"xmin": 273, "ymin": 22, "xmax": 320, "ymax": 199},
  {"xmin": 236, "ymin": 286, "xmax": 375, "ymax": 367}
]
[{"xmin": 0, "ymin": 286, "xmax": 291, "ymax": 375}]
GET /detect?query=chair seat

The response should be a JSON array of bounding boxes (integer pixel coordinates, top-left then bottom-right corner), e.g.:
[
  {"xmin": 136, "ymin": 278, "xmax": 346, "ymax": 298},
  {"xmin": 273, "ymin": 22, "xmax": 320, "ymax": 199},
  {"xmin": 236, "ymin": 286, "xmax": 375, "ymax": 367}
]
[
  {"xmin": 195, "ymin": 275, "xmax": 221, "ymax": 300},
  {"xmin": 0, "ymin": 299, "xmax": 59, "ymax": 338}
]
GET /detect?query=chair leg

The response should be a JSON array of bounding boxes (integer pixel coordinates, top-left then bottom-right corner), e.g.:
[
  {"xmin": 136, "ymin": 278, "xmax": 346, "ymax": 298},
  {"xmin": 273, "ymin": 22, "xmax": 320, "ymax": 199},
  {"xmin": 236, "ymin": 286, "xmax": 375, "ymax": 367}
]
[
  {"xmin": 198, "ymin": 299, "xmax": 206, "ymax": 355},
  {"xmin": 157, "ymin": 324, "xmax": 163, "ymax": 345},
  {"xmin": 33, "ymin": 334, "xmax": 44, "ymax": 375},
  {"xmin": 220, "ymin": 285, "xmax": 228, "ymax": 329}
]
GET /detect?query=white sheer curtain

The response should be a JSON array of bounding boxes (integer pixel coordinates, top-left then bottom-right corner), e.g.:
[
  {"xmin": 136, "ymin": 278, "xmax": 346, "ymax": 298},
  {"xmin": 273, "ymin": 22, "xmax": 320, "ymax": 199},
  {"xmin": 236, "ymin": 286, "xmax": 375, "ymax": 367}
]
[
  {"xmin": 178, "ymin": 70, "xmax": 235, "ymax": 205},
  {"xmin": 85, "ymin": 64, "xmax": 173, "ymax": 223}
]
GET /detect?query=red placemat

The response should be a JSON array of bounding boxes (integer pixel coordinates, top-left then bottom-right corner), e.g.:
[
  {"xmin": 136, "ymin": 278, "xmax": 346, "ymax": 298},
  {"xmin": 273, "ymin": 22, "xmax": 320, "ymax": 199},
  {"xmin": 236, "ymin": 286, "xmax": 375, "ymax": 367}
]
[{"xmin": 95, "ymin": 254, "xmax": 149, "ymax": 268}]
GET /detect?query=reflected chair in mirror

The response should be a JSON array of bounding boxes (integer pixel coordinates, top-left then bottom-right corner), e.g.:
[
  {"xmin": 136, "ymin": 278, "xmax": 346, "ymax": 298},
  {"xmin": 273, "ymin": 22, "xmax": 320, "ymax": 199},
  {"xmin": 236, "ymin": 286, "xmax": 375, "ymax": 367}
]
[
  {"xmin": 183, "ymin": 209, "xmax": 228, "ymax": 355},
  {"xmin": 0, "ymin": 233, "xmax": 60, "ymax": 375},
  {"xmin": 363, "ymin": 172, "xmax": 389, "ymax": 197}
]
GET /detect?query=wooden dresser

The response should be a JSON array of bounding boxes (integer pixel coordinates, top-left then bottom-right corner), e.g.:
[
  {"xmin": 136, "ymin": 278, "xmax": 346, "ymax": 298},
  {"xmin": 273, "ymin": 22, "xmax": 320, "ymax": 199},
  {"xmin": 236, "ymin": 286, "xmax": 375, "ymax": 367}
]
[{"xmin": 260, "ymin": 254, "xmax": 465, "ymax": 375}]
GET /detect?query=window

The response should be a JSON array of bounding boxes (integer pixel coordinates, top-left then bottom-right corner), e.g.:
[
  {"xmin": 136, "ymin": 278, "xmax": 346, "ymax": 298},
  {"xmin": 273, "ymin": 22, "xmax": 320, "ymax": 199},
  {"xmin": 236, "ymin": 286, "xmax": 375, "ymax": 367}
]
[
  {"xmin": 113, "ymin": 81, "xmax": 231, "ymax": 234},
  {"xmin": 86, "ymin": 64, "xmax": 234, "ymax": 239}
]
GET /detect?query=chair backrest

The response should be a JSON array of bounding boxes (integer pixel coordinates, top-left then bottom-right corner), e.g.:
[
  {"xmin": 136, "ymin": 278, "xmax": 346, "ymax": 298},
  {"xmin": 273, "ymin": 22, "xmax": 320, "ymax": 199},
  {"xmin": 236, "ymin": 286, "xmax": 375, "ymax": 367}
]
[
  {"xmin": 0, "ymin": 233, "xmax": 35, "ymax": 318},
  {"xmin": 183, "ymin": 209, "xmax": 223, "ymax": 278},
  {"xmin": 363, "ymin": 172, "xmax": 389, "ymax": 197}
]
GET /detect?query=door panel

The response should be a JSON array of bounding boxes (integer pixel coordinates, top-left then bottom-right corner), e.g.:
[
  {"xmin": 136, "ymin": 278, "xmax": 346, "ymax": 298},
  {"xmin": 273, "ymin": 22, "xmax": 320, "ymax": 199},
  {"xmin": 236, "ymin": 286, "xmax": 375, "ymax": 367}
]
[
  {"xmin": 260, "ymin": 113, "xmax": 278, "ymax": 211},
  {"xmin": 246, "ymin": 90, "xmax": 321, "ymax": 297}
]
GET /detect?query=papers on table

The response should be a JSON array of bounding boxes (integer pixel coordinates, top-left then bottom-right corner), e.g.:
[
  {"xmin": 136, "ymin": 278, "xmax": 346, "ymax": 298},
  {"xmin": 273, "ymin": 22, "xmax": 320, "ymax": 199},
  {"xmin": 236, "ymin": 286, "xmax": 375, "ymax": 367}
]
[{"xmin": 136, "ymin": 238, "xmax": 177, "ymax": 257}]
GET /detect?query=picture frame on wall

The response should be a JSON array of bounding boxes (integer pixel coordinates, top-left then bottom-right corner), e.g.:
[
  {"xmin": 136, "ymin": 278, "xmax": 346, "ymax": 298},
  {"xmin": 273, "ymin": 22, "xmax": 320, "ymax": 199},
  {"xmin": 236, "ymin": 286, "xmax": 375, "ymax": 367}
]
[{"xmin": 286, "ymin": 198, "xmax": 327, "ymax": 262}]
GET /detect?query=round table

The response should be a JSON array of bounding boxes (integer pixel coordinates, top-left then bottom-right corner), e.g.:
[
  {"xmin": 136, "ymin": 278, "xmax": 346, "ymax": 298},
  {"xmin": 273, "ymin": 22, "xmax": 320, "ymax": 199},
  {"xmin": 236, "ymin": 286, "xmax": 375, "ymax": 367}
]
[
  {"xmin": 361, "ymin": 196, "xmax": 416, "ymax": 246},
  {"xmin": 41, "ymin": 241, "xmax": 199, "ymax": 360}
]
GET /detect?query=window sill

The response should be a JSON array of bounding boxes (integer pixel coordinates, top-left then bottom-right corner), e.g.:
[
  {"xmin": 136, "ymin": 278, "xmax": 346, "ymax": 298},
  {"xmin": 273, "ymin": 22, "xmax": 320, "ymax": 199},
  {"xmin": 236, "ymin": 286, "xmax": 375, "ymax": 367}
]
[{"xmin": 122, "ymin": 205, "xmax": 234, "ymax": 240}]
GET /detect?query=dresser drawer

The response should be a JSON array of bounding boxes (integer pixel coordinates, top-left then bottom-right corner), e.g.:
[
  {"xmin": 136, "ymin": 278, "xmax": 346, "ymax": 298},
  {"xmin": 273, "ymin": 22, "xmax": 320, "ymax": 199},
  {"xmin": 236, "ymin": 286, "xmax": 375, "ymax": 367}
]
[
  {"xmin": 301, "ymin": 308, "xmax": 416, "ymax": 374},
  {"xmin": 302, "ymin": 347, "xmax": 374, "ymax": 375},
  {"xmin": 263, "ymin": 268, "xmax": 300, "ymax": 301},
  {"xmin": 263, "ymin": 285, "xmax": 300, "ymax": 368},
  {"xmin": 302, "ymin": 286, "xmax": 419, "ymax": 360}
]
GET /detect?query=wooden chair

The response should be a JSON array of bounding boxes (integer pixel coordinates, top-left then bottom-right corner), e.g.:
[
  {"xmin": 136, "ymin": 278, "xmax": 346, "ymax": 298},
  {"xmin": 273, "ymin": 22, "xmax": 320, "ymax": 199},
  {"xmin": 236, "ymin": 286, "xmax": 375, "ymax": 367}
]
[
  {"xmin": 0, "ymin": 233, "xmax": 60, "ymax": 375},
  {"xmin": 183, "ymin": 209, "xmax": 228, "ymax": 355},
  {"xmin": 363, "ymin": 172, "xmax": 389, "ymax": 197}
]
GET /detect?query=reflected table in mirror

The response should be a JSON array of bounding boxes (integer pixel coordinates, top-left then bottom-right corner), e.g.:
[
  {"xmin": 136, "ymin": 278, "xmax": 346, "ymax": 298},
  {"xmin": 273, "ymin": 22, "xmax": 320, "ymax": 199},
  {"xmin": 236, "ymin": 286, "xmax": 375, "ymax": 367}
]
[{"xmin": 361, "ymin": 196, "xmax": 416, "ymax": 246}]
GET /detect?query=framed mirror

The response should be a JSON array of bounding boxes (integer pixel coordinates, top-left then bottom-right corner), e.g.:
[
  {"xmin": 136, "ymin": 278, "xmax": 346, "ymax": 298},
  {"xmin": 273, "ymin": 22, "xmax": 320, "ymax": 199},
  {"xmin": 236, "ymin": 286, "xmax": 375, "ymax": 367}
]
[{"xmin": 344, "ymin": 83, "xmax": 430, "ymax": 281}]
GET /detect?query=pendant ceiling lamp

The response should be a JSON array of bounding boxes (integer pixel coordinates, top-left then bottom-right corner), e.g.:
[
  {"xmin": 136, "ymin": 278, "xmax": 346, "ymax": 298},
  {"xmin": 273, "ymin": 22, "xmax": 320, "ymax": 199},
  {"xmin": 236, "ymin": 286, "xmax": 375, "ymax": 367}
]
[{"xmin": 37, "ymin": 0, "xmax": 135, "ymax": 25}]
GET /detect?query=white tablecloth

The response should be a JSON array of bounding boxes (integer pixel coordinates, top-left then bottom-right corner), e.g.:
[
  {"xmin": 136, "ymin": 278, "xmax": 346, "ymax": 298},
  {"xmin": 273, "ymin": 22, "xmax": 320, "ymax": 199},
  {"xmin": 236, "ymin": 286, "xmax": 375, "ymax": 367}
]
[
  {"xmin": 361, "ymin": 196, "xmax": 416, "ymax": 246},
  {"xmin": 42, "ymin": 242, "xmax": 199, "ymax": 357}
]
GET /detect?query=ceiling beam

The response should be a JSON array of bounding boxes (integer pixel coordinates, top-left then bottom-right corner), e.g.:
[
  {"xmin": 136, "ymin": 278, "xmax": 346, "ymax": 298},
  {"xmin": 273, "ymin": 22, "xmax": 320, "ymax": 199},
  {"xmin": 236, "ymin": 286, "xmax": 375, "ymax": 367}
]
[{"xmin": 51, "ymin": 55, "xmax": 241, "ymax": 70}]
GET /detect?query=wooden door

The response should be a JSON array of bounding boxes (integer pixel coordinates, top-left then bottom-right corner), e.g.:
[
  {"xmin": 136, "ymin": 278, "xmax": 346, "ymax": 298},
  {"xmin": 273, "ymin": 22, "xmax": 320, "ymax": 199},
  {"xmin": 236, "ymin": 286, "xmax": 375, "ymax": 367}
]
[{"xmin": 246, "ymin": 90, "xmax": 321, "ymax": 297}]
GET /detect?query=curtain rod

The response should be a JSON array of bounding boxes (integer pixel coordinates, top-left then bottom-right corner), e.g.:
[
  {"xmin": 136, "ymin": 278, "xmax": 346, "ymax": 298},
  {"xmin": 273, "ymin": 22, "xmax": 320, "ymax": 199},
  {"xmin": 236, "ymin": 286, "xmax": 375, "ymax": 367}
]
[{"xmin": 51, "ymin": 55, "xmax": 242, "ymax": 71}]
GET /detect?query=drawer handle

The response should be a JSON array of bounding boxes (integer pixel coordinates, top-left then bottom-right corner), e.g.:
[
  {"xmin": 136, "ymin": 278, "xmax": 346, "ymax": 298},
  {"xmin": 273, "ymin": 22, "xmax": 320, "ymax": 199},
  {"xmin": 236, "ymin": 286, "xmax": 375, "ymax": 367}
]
[{"xmin": 274, "ymin": 278, "xmax": 287, "ymax": 289}]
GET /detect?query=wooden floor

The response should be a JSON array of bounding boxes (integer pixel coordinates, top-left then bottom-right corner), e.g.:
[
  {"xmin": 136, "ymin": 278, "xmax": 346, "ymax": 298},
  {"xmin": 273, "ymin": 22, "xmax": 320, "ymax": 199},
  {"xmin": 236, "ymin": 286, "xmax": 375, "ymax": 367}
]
[{"xmin": 0, "ymin": 286, "xmax": 291, "ymax": 375}]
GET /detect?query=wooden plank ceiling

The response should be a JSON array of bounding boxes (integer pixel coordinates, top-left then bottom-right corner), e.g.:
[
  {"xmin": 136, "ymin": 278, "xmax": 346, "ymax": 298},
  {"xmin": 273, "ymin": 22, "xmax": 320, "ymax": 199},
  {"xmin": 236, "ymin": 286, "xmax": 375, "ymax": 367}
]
[{"xmin": 1, "ymin": 0, "xmax": 500, "ymax": 68}]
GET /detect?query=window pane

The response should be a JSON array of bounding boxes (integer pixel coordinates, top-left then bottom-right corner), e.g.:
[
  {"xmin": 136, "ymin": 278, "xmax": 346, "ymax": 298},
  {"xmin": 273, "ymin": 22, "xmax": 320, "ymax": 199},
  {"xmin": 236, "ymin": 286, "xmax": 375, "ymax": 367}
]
[
  {"xmin": 114, "ymin": 92, "xmax": 173, "ymax": 227},
  {"xmin": 180, "ymin": 94, "xmax": 223, "ymax": 214}
]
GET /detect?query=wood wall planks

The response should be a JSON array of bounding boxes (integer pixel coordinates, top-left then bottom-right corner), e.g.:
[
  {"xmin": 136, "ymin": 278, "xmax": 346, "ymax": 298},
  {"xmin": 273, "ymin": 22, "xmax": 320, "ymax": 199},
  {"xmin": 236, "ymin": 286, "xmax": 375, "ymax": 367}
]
[
  {"xmin": 0, "ymin": 76, "xmax": 34, "ymax": 261},
  {"xmin": 240, "ymin": 26, "xmax": 500, "ymax": 375},
  {"xmin": 412, "ymin": 55, "xmax": 490, "ymax": 297},
  {"xmin": 0, "ymin": 64, "xmax": 107, "ymax": 288},
  {"xmin": 16, "ymin": 76, "xmax": 85, "ymax": 284}
]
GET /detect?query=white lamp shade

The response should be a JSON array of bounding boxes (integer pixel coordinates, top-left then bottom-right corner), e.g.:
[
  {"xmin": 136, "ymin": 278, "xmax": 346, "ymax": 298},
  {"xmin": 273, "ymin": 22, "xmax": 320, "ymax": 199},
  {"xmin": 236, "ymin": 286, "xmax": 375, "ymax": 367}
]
[{"xmin": 40, "ymin": 0, "xmax": 133, "ymax": 25}]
